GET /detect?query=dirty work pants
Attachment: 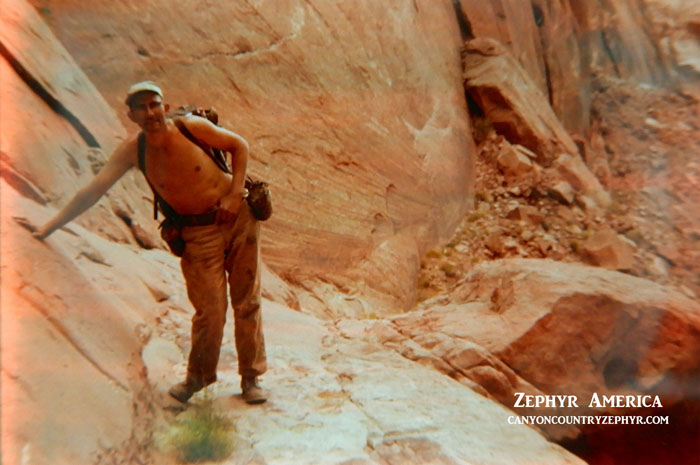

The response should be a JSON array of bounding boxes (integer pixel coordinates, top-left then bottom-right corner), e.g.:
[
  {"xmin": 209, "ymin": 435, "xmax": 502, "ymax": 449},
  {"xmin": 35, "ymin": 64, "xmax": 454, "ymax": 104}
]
[{"xmin": 179, "ymin": 205, "xmax": 266, "ymax": 387}]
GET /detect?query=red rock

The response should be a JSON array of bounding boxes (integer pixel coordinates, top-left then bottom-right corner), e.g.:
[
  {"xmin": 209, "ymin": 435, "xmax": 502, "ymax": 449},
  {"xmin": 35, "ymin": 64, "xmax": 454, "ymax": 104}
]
[
  {"xmin": 514, "ymin": 144, "xmax": 538, "ymax": 160},
  {"xmin": 456, "ymin": 0, "xmax": 589, "ymax": 137},
  {"xmin": 552, "ymin": 153, "xmax": 611, "ymax": 207},
  {"xmin": 655, "ymin": 243, "xmax": 682, "ymax": 265},
  {"xmin": 37, "ymin": 0, "xmax": 475, "ymax": 313},
  {"xmin": 506, "ymin": 205, "xmax": 544, "ymax": 226},
  {"xmin": 496, "ymin": 143, "xmax": 535, "ymax": 177},
  {"xmin": 571, "ymin": 0, "xmax": 689, "ymax": 84},
  {"xmin": 1, "ymin": 1, "xmax": 160, "ymax": 247},
  {"xmin": 454, "ymin": 0, "xmax": 549, "ymax": 93},
  {"xmin": 549, "ymin": 180, "xmax": 576, "ymax": 205},
  {"xmin": 580, "ymin": 229, "xmax": 636, "ymax": 271},
  {"xmin": 575, "ymin": 194, "xmax": 599, "ymax": 213},
  {"xmin": 463, "ymin": 37, "xmax": 580, "ymax": 165},
  {"xmin": 457, "ymin": 0, "xmax": 697, "ymax": 141},
  {"xmin": 485, "ymin": 232, "xmax": 506, "ymax": 256},
  {"xmin": 392, "ymin": 259, "xmax": 700, "ymax": 441},
  {"xmin": 5, "ymin": 0, "xmax": 699, "ymax": 462}
]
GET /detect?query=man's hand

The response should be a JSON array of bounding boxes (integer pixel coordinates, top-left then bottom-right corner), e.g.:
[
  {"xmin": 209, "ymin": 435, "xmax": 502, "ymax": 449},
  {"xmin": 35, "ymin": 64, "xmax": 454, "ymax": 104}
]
[
  {"xmin": 216, "ymin": 191, "xmax": 244, "ymax": 223},
  {"xmin": 13, "ymin": 216, "xmax": 54, "ymax": 241},
  {"xmin": 32, "ymin": 224, "xmax": 53, "ymax": 241}
]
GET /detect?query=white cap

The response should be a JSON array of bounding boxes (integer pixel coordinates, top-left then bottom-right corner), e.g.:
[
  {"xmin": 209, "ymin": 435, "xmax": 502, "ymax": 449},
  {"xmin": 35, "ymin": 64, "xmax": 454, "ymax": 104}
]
[{"xmin": 125, "ymin": 81, "xmax": 163, "ymax": 106}]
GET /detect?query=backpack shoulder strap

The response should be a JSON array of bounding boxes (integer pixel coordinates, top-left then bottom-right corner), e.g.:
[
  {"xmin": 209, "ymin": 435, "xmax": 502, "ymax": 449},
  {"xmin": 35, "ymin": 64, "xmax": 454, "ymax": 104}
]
[
  {"xmin": 137, "ymin": 131, "xmax": 179, "ymax": 220},
  {"xmin": 138, "ymin": 132, "xmax": 147, "ymax": 172},
  {"xmin": 173, "ymin": 118, "xmax": 198, "ymax": 147},
  {"xmin": 174, "ymin": 117, "xmax": 231, "ymax": 173}
]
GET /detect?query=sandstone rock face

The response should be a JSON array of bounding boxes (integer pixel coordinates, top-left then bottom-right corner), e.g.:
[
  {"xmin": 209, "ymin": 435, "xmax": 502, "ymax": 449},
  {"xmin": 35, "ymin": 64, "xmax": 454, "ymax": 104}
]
[
  {"xmin": 5, "ymin": 1, "xmax": 699, "ymax": 464},
  {"xmin": 456, "ymin": 0, "xmax": 700, "ymax": 138},
  {"xmin": 30, "ymin": 0, "xmax": 476, "ymax": 314},
  {"xmin": 1, "ymin": 0, "xmax": 163, "ymax": 249},
  {"xmin": 1, "ymin": 191, "xmax": 165, "ymax": 465},
  {"xmin": 390, "ymin": 259, "xmax": 700, "ymax": 441},
  {"xmin": 3, "ymin": 190, "xmax": 587, "ymax": 465},
  {"xmin": 207, "ymin": 302, "xmax": 586, "ymax": 465}
]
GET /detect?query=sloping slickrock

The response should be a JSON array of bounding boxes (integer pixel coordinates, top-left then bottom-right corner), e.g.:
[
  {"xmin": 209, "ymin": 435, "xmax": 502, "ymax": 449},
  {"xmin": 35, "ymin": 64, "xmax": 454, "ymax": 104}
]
[
  {"xmin": 1, "ymin": 0, "xmax": 162, "ymax": 248},
  {"xmin": 158, "ymin": 301, "xmax": 585, "ymax": 465},
  {"xmin": 365, "ymin": 321, "xmax": 582, "ymax": 441},
  {"xmin": 1, "ymin": 0, "xmax": 123, "ymax": 150},
  {"xmin": 389, "ymin": 258, "xmax": 700, "ymax": 440},
  {"xmin": 463, "ymin": 37, "xmax": 579, "ymax": 166},
  {"xmin": 30, "ymin": 0, "xmax": 475, "ymax": 313},
  {"xmin": 1, "ymin": 189, "xmax": 169, "ymax": 465}
]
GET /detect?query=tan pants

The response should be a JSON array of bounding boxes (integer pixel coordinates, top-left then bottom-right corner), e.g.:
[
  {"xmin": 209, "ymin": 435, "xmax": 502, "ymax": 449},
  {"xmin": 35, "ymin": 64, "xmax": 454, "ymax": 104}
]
[{"xmin": 179, "ymin": 205, "xmax": 266, "ymax": 387}]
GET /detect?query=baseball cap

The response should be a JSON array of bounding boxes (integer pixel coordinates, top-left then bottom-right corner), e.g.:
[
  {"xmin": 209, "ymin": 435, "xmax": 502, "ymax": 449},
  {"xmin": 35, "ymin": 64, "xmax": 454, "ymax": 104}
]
[{"xmin": 125, "ymin": 81, "xmax": 163, "ymax": 106}]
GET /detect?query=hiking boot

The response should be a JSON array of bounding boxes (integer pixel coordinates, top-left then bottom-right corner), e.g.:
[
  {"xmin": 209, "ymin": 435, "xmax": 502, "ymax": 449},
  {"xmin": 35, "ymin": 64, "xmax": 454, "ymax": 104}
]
[
  {"xmin": 168, "ymin": 380, "xmax": 203, "ymax": 403},
  {"xmin": 241, "ymin": 376, "xmax": 267, "ymax": 405}
]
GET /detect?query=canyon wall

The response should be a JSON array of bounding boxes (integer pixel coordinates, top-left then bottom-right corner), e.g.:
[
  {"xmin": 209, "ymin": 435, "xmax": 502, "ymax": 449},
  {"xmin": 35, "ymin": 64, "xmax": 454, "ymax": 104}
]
[
  {"xmin": 27, "ymin": 0, "xmax": 476, "ymax": 314},
  {"xmin": 3, "ymin": 1, "xmax": 699, "ymax": 464},
  {"xmin": 456, "ymin": 0, "xmax": 700, "ymax": 137}
]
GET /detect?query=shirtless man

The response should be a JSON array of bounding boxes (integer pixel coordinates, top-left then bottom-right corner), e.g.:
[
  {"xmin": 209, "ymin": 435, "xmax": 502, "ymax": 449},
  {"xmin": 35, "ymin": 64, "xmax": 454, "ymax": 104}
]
[{"xmin": 34, "ymin": 81, "xmax": 267, "ymax": 404}]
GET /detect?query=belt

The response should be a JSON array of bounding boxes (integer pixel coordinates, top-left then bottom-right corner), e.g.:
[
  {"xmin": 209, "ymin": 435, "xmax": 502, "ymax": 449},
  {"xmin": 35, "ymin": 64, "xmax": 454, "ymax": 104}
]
[{"xmin": 177, "ymin": 210, "xmax": 218, "ymax": 227}]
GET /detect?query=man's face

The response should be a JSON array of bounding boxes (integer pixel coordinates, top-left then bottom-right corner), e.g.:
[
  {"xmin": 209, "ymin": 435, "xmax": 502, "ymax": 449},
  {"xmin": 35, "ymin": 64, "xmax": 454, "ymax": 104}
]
[{"xmin": 128, "ymin": 92, "xmax": 168, "ymax": 132}]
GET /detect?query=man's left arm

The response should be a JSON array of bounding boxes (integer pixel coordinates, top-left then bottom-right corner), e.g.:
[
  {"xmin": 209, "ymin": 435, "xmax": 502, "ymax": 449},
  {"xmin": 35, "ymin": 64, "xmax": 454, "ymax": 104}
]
[{"xmin": 183, "ymin": 116, "xmax": 250, "ymax": 221}]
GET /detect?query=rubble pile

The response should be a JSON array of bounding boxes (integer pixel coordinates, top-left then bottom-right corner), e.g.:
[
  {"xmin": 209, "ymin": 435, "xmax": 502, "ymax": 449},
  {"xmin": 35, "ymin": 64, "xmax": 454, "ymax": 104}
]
[{"xmin": 418, "ymin": 77, "xmax": 700, "ymax": 303}]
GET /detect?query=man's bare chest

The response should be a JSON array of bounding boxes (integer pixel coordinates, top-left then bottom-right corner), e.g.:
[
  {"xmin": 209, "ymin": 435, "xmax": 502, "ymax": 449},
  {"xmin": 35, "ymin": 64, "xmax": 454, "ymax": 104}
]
[{"xmin": 144, "ymin": 138, "xmax": 220, "ymax": 191}]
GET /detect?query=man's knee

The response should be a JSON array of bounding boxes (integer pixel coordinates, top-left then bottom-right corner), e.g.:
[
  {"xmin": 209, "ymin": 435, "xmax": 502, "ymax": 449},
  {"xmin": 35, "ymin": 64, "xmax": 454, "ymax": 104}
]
[
  {"xmin": 187, "ymin": 286, "xmax": 228, "ymax": 312},
  {"xmin": 230, "ymin": 281, "xmax": 260, "ymax": 309}
]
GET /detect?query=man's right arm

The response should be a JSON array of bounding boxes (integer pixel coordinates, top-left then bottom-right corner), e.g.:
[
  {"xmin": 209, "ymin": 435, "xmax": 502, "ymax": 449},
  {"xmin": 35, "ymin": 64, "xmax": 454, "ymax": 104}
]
[{"xmin": 34, "ymin": 139, "xmax": 137, "ymax": 240}]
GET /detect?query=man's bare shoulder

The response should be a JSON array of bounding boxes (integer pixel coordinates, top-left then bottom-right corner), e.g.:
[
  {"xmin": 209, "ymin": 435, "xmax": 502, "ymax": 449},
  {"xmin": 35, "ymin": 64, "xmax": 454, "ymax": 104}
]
[
  {"xmin": 176, "ymin": 114, "xmax": 247, "ymax": 153},
  {"xmin": 110, "ymin": 133, "xmax": 141, "ymax": 165}
]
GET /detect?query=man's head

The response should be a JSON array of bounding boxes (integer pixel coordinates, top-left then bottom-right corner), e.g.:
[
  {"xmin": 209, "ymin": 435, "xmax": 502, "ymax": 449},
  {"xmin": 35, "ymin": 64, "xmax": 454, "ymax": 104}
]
[
  {"xmin": 125, "ymin": 81, "xmax": 163, "ymax": 107},
  {"xmin": 125, "ymin": 81, "xmax": 169, "ymax": 132}
]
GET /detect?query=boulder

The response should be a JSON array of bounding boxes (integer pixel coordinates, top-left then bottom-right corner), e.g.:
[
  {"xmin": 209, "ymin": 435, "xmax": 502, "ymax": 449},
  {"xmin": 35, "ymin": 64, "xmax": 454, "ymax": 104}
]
[
  {"xmin": 580, "ymin": 229, "xmax": 636, "ymax": 271},
  {"xmin": 390, "ymin": 259, "xmax": 700, "ymax": 441},
  {"xmin": 552, "ymin": 153, "xmax": 611, "ymax": 207},
  {"xmin": 506, "ymin": 205, "xmax": 544, "ymax": 227},
  {"xmin": 549, "ymin": 180, "xmax": 576, "ymax": 205},
  {"xmin": 496, "ymin": 143, "xmax": 535, "ymax": 178},
  {"xmin": 462, "ymin": 37, "xmax": 580, "ymax": 165},
  {"xmin": 506, "ymin": 205, "xmax": 544, "ymax": 226},
  {"xmin": 485, "ymin": 233, "xmax": 507, "ymax": 256}
]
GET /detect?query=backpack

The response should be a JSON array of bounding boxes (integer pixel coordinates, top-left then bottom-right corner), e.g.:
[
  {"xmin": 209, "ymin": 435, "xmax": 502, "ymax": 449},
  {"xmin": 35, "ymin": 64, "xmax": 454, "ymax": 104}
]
[{"xmin": 137, "ymin": 106, "xmax": 272, "ymax": 223}]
